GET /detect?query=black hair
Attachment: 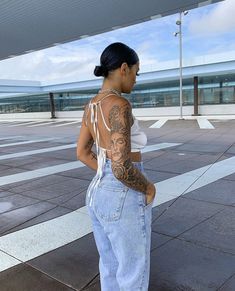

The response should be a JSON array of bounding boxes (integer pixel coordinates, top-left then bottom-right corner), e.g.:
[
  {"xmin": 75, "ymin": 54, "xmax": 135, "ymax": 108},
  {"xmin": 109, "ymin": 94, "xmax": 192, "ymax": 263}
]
[{"xmin": 94, "ymin": 42, "xmax": 139, "ymax": 78}]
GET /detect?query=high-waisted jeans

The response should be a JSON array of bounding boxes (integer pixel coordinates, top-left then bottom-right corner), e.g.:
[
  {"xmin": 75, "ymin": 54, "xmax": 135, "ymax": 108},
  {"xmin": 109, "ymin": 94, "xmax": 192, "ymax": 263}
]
[{"xmin": 86, "ymin": 159, "xmax": 153, "ymax": 291}]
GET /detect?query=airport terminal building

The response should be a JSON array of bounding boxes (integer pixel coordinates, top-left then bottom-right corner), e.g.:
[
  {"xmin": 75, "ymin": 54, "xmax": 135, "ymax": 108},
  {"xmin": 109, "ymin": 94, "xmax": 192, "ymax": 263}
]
[{"xmin": 0, "ymin": 53, "xmax": 234, "ymax": 120}]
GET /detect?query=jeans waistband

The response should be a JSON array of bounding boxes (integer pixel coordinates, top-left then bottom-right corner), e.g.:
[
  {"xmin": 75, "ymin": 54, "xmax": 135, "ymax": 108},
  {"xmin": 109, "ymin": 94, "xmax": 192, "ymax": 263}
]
[{"xmin": 103, "ymin": 158, "xmax": 144, "ymax": 173}]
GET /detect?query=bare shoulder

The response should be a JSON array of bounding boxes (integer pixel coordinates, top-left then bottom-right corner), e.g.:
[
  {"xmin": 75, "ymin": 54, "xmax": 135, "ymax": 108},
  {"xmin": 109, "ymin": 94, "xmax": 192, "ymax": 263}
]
[
  {"xmin": 82, "ymin": 102, "xmax": 90, "ymax": 126},
  {"xmin": 107, "ymin": 95, "xmax": 132, "ymax": 115},
  {"xmin": 108, "ymin": 96, "xmax": 132, "ymax": 128}
]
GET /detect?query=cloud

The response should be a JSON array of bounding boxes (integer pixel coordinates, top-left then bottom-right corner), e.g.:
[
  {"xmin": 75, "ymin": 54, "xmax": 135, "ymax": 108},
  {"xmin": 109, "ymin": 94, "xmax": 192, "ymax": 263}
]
[
  {"xmin": 188, "ymin": 0, "xmax": 235, "ymax": 36},
  {"xmin": 0, "ymin": 43, "xmax": 100, "ymax": 83}
]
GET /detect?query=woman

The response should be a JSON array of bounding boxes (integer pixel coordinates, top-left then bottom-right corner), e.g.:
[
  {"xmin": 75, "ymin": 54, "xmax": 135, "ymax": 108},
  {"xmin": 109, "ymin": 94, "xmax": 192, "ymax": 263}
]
[{"xmin": 77, "ymin": 42, "xmax": 156, "ymax": 291}]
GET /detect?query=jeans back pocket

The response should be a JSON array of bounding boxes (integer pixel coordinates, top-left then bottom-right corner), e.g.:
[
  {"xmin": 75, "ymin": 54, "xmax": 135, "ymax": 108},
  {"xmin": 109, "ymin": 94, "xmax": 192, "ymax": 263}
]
[{"xmin": 94, "ymin": 181, "xmax": 128, "ymax": 222}]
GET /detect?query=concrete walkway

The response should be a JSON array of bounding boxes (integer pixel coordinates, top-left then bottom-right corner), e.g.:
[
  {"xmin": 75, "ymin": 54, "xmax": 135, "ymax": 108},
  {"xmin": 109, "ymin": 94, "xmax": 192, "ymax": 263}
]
[{"xmin": 0, "ymin": 118, "xmax": 234, "ymax": 290}]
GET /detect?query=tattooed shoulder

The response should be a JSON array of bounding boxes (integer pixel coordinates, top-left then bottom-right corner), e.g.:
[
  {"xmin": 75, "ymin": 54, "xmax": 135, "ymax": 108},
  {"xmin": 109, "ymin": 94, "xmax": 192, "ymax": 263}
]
[{"xmin": 109, "ymin": 100, "xmax": 132, "ymax": 164}]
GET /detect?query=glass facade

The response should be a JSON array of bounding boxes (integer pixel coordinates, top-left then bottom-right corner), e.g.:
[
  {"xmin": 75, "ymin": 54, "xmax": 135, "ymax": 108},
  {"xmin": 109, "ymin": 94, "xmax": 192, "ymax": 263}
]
[{"xmin": 0, "ymin": 74, "xmax": 234, "ymax": 114}]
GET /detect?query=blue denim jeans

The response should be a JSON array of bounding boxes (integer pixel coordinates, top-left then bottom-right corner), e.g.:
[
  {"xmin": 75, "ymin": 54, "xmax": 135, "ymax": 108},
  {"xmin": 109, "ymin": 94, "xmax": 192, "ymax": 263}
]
[{"xmin": 86, "ymin": 159, "xmax": 153, "ymax": 291}]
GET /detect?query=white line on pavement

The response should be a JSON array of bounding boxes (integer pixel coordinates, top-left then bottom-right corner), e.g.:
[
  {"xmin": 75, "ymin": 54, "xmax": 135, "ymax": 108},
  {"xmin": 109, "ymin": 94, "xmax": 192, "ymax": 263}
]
[
  {"xmin": 0, "ymin": 161, "xmax": 84, "ymax": 186},
  {"xmin": 0, "ymin": 154, "xmax": 235, "ymax": 272},
  {"xmin": 0, "ymin": 137, "xmax": 56, "ymax": 148},
  {"xmin": 28, "ymin": 121, "xmax": 66, "ymax": 127},
  {"xmin": 197, "ymin": 118, "xmax": 215, "ymax": 129},
  {"xmin": 0, "ymin": 136, "xmax": 23, "ymax": 141},
  {"xmin": 142, "ymin": 143, "xmax": 180, "ymax": 153},
  {"xmin": 50, "ymin": 121, "xmax": 81, "ymax": 127},
  {"xmin": 0, "ymin": 138, "xmax": 58, "ymax": 148},
  {"xmin": 0, "ymin": 144, "xmax": 77, "ymax": 160},
  {"xmin": 7, "ymin": 120, "xmax": 45, "ymax": 127},
  {"xmin": 149, "ymin": 119, "xmax": 168, "ymax": 128}
]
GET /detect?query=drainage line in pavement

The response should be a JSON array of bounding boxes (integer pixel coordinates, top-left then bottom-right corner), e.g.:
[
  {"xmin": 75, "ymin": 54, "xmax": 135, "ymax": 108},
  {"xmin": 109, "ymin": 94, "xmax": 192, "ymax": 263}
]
[
  {"xmin": 80, "ymin": 273, "xmax": 100, "ymax": 291},
  {"xmin": 151, "ymin": 141, "xmax": 235, "ymax": 225}
]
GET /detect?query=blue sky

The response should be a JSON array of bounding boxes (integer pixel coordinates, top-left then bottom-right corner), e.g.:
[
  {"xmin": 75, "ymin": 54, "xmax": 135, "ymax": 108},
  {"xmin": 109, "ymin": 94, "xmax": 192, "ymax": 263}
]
[{"xmin": 0, "ymin": 0, "xmax": 234, "ymax": 83}]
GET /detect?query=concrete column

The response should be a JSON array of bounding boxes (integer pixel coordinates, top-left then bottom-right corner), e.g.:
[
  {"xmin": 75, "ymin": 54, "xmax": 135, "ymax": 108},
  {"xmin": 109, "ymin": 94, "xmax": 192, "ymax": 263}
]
[
  {"xmin": 49, "ymin": 92, "xmax": 56, "ymax": 119},
  {"xmin": 192, "ymin": 76, "xmax": 200, "ymax": 116},
  {"xmin": 219, "ymin": 81, "xmax": 223, "ymax": 104}
]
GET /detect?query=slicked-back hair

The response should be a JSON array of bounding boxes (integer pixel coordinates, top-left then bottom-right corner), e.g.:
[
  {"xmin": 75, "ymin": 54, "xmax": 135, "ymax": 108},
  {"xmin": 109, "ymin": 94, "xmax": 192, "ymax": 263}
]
[{"xmin": 94, "ymin": 42, "xmax": 139, "ymax": 78}]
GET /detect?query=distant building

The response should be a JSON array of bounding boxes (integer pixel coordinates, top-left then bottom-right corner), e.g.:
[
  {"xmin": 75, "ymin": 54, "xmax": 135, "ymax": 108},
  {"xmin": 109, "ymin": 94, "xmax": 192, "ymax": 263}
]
[{"xmin": 0, "ymin": 55, "xmax": 234, "ymax": 119}]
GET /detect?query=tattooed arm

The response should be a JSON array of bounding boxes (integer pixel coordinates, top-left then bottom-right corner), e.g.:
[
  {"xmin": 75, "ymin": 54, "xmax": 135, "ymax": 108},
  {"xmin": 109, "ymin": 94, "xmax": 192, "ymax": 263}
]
[
  {"xmin": 77, "ymin": 104, "xmax": 97, "ymax": 171},
  {"xmin": 109, "ymin": 99, "xmax": 156, "ymax": 198}
]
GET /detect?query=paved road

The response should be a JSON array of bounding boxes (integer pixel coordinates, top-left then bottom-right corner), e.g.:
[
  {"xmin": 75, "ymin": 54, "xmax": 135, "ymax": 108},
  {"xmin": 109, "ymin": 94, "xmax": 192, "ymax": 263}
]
[{"xmin": 0, "ymin": 118, "xmax": 235, "ymax": 290}]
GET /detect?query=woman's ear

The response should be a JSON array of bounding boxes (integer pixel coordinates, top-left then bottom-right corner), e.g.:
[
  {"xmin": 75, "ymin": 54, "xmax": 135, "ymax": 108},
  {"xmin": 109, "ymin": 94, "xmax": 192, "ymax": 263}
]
[{"xmin": 120, "ymin": 62, "xmax": 129, "ymax": 76}]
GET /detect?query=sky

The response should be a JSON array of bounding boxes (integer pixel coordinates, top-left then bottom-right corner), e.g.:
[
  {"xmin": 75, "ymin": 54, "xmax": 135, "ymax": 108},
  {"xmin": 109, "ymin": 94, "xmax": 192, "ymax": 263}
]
[{"xmin": 0, "ymin": 0, "xmax": 234, "ymax": 84}]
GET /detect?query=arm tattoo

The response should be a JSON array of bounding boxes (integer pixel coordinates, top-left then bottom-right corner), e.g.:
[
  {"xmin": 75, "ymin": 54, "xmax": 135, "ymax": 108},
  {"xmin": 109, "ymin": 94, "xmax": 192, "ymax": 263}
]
[
  {"xmin": 85, "ymin": 137, "xmax": 94, "ymax": 151},
  {"xmin": 91, "ymin": 152, "xmax": 97, "ymax": 160},
  {"xmin": 85, "ymin": 138, "xmax": 97, "ymax": 160},
  {"xmin": 82, "ymin": 103, "xmax": 89, "ymax": 126},
  {"xmin": 109, "ymin": 102, "xmax": 149, "ymax": 194}
]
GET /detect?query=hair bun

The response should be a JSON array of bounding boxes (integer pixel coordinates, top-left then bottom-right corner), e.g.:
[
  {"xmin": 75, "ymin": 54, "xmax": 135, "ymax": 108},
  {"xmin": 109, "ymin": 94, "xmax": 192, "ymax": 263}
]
[
  {"xmin": 94, "ymin": 65, "xmax": 103, "ymax": 77},
  {"xmin": 94, "ymin": 65, "xmax": 108, "ymax": 77}
]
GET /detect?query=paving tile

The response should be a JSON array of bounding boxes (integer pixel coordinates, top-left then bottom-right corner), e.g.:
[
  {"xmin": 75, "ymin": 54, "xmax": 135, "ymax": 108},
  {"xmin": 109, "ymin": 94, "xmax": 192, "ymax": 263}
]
[
  {"xmin": 11, "ymin": 179, "xmax": 89, "ymax": 200},
  {"xmin": 0, "ymin": 201, "xmax": 57, "ymax": 235},
  {"xmin": 58, "ymin": 167, "xmax": 94, "ymax": 181},
  {"xmin": 185, "ymin": 178, "xmax": 235, "ymax": 206},
  {"xmin": 156, "ymin": 158, "xmax": 215, "ymax": 174},
  {"xmin": 219, "ymin": 274, "xmax": 235, "ymax": 291},
  {"xmin": 45, "ymin": 178, "xmax": 89, "ymax": 194},
  {"xmin": 151, "ymin": 197, "xmax": 223, "ymax": 237},
  {"xmin": 151, "ymin": 231, "xmax": 172, "ymax": 250},
  {"xmin": 0, "ymin": 156, "xmax": 42, "ymax": 168},
  {"xmin": 0, "ymin": 194, "xmax": 40, "ymax": 214},
  {"xmin": 0, "ymin": 165, "xmax": 11, "ymax": 172},
  {"xmin": 83, "ymin": 280, "xmax": 101, "ymax": 290},
  {"xmin": 180, "ymin": 207, "xmax": 235, "ymax": 255},
  {"xmin": 224, "ymin": 172, "xmax": 235, "ymax": 182},
  {"xmin": 0, "ymin": 264, "xmax": 74, "ymax": 291},
  {"xmin": 49, "ymin": 189, "xmax": 87, "ymax": 210},
  {"xmin": 18, "ymin": 158, "xmax": 73, "ymax": 170},
  {"xmin": 175, "ymin": 143, "xmax": 229, "ymax": 154},
  {"xmin": 152, "ymin": 199, "xmax": 177, "ymax": 221},
  {"xmin": 143, "ymin": 151, "xmax": 221, "ymax": 175},
  {"xmin": 7, "ymin": 175, "xmax": 79, "ymax": 194},
  {"xmin": 149, "ymin": 238, "xmax": 235, "ymax": 290},
  {"xmin": 36, "ymin": 149, "xmax": 76, "ymax": 160},
  {"xmin": 3, "ymin": 206, "xmax": 72, "ymax": 235},
  {"xmin": 144, "ymin": 169, "xmax": 176, "ymax": 183},
  {"xmin": 0, "ymin": 190, "xmax": 15, "ymax": 199},
  {"xmin": 83, "ymin": 274, "xmax": 101, "ymax": 290},
  {"xmin": 142, "ymin": 150, "xmax": 166, "ymax": 162},
  {"xmin": 28, "ymin": 233, "xmax": 100, "ymax": 290},
  {"xmin": 227, "ymin": 146, "xmax": 235, "ymax": 155},
  {"xmin": 0, "ymin": 167, "xmax": 24, "ymax": 178},
  {"xmin": 15, "ymin": 188, "xmax": 72, "ymax": 200}
]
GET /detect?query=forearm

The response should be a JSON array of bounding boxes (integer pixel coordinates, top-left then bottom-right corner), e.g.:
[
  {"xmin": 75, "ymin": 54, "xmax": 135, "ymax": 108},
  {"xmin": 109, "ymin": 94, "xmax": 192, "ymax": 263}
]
[
  {"xmin": 77, "ymin": 151, "xmax": 97, "ymax": 171},
  {"xmin": 112, "ymin": 158, "xmax": 151, "ymax": 195}
]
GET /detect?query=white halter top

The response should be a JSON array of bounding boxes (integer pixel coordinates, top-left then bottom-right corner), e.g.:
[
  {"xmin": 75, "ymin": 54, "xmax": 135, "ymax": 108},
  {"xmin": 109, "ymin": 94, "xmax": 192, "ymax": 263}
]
[{"xmin": 86, "ymin": 94, "xmax": 147, "ymax": 177}]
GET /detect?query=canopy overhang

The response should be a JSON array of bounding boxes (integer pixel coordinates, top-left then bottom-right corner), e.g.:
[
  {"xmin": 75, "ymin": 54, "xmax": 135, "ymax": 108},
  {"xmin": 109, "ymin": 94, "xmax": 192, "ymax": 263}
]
[{"xmin": 0, "ymin": 0, "xmax": 223, "ymax": 61}]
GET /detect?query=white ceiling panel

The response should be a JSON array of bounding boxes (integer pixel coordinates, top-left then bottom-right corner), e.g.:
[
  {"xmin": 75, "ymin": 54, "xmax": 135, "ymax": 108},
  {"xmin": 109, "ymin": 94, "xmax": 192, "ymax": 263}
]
[{"xmin": 0, "ymin": 0, "xmax": 223, "ymax": 60}]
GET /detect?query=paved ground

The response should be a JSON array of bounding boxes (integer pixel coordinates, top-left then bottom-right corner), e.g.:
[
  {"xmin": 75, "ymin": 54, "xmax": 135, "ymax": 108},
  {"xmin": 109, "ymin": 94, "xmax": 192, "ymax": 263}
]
[{"xmin": 0, "ymin": 118, "xmax": 235, "ymax": 291}]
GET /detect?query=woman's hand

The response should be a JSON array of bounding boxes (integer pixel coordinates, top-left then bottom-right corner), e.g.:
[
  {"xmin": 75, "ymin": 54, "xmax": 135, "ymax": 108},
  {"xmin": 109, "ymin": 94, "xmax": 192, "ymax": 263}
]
[{"xmin": 145, "ymin": 183, "xmax": 156, "ymax": 205}]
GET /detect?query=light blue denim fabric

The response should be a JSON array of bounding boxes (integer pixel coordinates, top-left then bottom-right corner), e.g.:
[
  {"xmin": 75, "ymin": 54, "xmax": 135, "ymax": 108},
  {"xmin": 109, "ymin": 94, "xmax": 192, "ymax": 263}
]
[{"xmin": 86, "ymin": 159, "xmax": 153, "ymax": 291}]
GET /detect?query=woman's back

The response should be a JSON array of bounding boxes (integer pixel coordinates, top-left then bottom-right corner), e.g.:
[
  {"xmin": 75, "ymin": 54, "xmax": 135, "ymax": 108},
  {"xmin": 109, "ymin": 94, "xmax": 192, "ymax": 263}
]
[{"xmin": 85, "ymin": 93, "xmax": 124, "ymax": 151}]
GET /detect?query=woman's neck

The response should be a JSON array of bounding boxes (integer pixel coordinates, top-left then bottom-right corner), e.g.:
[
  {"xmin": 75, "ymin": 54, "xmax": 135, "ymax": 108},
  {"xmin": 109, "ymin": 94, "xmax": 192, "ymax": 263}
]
[{"xmin": 101, "ymin": 79, "xmax": 122, "ymax": 94}]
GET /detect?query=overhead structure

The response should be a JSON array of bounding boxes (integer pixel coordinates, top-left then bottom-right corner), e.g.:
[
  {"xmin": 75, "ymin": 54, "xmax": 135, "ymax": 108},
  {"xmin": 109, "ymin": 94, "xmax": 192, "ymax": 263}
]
[{"xmin": 0, "ymin": 0, "xmax": 223, "ymax": 61}]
